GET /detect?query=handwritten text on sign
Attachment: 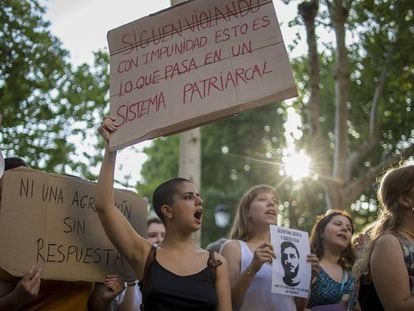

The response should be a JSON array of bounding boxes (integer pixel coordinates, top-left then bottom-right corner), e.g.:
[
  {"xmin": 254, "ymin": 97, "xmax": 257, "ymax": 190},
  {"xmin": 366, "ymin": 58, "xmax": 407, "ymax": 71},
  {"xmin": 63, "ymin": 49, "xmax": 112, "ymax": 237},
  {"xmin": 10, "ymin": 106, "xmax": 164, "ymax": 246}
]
[
  {"xmin": 107, "ymin": 0, "xmax": 297, "ymax": 150},
  {"xmin": 0, "ymin": 167, "xmax": 147, "ymax": 282}
]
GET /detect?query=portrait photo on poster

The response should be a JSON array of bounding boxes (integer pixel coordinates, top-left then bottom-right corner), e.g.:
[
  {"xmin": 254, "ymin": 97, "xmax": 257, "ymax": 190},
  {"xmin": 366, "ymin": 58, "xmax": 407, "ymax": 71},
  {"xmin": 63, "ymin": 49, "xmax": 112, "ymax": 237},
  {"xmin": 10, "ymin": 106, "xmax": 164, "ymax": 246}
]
[
  {"xmin": 270, "ymin": 225, "xmax": 311, "ymax": 298},
  {"xmin": 281, "ymin": 240, "xmax": 300, "ymax": 286}
]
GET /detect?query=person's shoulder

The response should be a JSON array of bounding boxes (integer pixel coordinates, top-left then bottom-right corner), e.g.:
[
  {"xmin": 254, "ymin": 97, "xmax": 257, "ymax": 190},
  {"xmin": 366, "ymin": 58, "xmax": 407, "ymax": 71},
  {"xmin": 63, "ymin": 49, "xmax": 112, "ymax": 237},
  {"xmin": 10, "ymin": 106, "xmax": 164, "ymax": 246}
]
[
  {"xmin": 372, "ymin": 232, "xmax": 403, "ymax": 257},
  {"xmin": 219, "ymin": 239, "xmax": 242, "ymax": 262},
  {"xmin": 220, "ymin": 239, "xmax": 240, "ymax": 251},
  {"xmin": 375, "ymin": 232, "xmax": 400, "ymax": 247}
]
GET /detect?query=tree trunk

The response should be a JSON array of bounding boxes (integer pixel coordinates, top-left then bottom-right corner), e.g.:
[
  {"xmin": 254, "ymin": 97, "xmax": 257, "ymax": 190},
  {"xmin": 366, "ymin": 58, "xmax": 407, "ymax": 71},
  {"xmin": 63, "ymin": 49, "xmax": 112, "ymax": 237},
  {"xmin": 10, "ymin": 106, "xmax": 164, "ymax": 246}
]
[
  {"xmin": 298, "ymin": 0, "xmax": 414, "ymax": 211},
  {"xmin": 328, "ymin": 0, "xmax": 349, "ymax": 183},
  {"xmin": 299, "ymin": 0, "xmax": 334, "ymax": 210},
  {"xmin": 171, "ymin": 0, "xmax": 202, "ymax": 244}
]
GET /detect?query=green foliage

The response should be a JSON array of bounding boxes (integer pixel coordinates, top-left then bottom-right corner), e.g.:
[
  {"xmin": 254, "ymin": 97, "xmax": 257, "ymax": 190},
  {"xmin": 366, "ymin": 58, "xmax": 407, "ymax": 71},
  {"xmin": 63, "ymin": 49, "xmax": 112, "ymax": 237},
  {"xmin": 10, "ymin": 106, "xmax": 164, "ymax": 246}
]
[
  {"xmin": 0, "ymin": 0, "xmax": 109, "ymax": 177},
  {"xmin": 138, "ymin": 135, "xmax": 180, "ymax": 198},
  {"xmin": 200, "ymin": 106, "xmax": 287, "ymax": 245},
  {"xmin": 348, "ymin": 0, "xmax": 413, "ymax": 153},
  {"xmin": 138, "ymin": 104, "xmax": 287, "ymax": 246},
  {"xmin": 291, "ymin": 0, "xmax": 414, "ymax": 230},
  {"xmin": 139, "ymin": 0, "xmax": 414, "ymax": 243},
  {"xmin": 4, "ymin": 0, "xmax": 412, "ymax": 245},
  {"xmin": 291, "ymin": 52, "xmax": 336, "ymax": 149}
]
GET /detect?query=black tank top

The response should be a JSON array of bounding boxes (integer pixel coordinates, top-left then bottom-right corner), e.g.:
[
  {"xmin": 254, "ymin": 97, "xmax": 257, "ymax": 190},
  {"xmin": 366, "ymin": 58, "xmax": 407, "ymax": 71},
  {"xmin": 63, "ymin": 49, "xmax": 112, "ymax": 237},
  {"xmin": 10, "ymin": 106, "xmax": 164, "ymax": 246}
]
[{"xmin": 140, "ymin": 247, "xmax": 218, "ymax": 310}]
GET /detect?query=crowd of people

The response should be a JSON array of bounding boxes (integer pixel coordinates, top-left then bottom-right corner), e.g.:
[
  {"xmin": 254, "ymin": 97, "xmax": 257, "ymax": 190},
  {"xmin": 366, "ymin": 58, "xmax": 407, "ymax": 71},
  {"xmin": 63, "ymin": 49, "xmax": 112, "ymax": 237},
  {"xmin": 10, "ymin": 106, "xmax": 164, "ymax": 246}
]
[{"xmin": 0, "ymin": 116, "xmax": 413, "ymax": 310}]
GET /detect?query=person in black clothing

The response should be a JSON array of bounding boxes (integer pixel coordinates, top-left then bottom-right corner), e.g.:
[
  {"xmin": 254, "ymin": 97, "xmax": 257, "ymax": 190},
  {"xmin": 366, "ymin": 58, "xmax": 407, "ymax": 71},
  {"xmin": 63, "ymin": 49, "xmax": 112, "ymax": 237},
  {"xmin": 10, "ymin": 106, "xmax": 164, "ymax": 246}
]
[{"xmin": 96, "ymin": 116, "xmax": 232, "ymax": 311}]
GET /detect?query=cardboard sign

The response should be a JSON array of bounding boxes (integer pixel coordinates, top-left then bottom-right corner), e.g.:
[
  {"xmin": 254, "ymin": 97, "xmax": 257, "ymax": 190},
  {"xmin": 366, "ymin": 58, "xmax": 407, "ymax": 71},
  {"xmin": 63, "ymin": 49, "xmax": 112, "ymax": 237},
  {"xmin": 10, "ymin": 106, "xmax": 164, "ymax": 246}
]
[
  {"xmin": 0, "ymin": 167, "xmax": 147, "ymax": 282},
  {"xmin": 107, "ymin": 0, "xmax": 297, "ymax": 150},
  {"xmin": 270, "ymin": 225, "xmax": 311, "ymax": 298}
]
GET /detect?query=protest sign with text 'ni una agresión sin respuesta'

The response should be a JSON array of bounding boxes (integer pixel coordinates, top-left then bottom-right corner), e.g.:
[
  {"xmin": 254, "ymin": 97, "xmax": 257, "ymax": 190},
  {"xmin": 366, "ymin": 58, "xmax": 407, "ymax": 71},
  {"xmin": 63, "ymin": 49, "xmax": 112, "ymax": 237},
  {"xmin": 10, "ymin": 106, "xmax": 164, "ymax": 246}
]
[{"xmin": 0, "ymin": 167, "xmax": 147, "ymax": 282}]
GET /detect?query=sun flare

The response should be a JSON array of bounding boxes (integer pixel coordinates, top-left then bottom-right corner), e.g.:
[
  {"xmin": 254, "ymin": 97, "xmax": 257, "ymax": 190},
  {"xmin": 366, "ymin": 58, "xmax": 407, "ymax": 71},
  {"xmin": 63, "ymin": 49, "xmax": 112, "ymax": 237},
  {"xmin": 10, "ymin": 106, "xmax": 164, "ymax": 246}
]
[{"xmin": 283, "ymin": 150, "xmax": 311, "ymax": 181}]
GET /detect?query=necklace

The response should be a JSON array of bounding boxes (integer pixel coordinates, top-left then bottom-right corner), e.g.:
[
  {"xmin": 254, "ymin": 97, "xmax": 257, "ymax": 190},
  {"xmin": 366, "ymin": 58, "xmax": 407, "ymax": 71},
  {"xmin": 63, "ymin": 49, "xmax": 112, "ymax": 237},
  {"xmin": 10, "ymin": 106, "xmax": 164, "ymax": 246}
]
[{"xmin": 399, "ymin": 228, "xmax": 414, "ymax": 240}]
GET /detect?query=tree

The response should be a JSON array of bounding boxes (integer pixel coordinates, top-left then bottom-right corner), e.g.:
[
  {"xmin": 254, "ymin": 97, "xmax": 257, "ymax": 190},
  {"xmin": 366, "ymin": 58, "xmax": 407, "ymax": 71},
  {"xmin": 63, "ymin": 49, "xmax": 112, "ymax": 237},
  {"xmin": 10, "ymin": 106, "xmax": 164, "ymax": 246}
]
[
  {"xmin": 138, "ymin": 104, "xmax": 287, "ymax": 246},
  {"xmin": 139, "ymin": 0, "xmax": 414, "ymax": 240},
  {"xmin": 1, "ymin": 0, "xmax": 108, "ymax": 177},
  {"xmin": 292, "ymin": 0, "xmax": 414, "ymax": 214}
]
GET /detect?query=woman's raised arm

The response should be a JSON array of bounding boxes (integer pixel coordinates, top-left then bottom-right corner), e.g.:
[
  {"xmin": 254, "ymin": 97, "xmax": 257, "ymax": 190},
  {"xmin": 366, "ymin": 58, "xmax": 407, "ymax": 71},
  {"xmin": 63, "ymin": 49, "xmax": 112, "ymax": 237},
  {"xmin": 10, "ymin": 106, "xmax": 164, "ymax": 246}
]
[{"xmin": 95, "ymin": 117, "xmax": 151, "ymax": 279}]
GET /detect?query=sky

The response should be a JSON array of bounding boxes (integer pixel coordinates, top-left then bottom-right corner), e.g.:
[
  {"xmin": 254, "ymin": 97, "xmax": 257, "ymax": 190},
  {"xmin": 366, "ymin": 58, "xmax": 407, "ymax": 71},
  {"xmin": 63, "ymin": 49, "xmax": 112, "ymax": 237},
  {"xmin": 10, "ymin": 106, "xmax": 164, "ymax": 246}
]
[
  {"xmin": 43, "ymin": 0, "xmax": 171, "ymax": 66},
  {"xmin": 41, "ymin": 0, "xmax": 311, "ymax": 186},
  {"xmin": 42, "ymin": 0, "xmax": 176, "ymax": 185},
  {"xmin": 43, "ymin": 0, "xmax": 306, "ymax": 66}
]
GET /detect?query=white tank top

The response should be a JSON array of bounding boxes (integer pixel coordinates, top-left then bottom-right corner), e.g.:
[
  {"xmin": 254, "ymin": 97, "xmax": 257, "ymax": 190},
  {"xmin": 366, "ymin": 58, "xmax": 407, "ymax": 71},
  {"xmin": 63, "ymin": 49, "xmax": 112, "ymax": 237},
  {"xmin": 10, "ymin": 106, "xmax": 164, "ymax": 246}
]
[{"xmin": 238, "ymin": 240, "xmax": 297, "ymax": 311}]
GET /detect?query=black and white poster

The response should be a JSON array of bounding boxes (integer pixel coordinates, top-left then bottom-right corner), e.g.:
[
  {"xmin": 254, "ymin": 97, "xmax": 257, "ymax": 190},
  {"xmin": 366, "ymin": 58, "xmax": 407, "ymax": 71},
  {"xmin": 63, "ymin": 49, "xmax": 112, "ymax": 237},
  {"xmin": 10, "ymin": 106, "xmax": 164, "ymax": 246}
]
[{"xmin": 270, "ymin": 225, "xmax": 311, "ymax": 298}]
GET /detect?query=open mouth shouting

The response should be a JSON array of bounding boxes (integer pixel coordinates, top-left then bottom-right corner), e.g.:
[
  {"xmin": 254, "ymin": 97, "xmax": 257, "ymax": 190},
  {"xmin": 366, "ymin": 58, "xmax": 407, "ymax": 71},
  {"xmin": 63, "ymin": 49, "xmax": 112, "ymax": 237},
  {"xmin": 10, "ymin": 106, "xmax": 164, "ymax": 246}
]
[{"xmin": 194, "ymin": 209, "xmax": 203, "ymax": 224}]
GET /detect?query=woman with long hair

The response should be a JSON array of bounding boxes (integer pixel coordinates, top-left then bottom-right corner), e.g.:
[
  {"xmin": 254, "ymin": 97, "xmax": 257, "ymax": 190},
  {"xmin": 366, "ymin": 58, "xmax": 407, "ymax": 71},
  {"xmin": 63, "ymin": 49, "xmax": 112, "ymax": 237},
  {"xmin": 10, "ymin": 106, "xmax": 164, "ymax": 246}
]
[
  {"xmin": 353, "ymin": 165, "xmax": 414, "ymax": 310},
  {"xmin": 220, "ymin": 184, "xmax": 318, "ymax": 311},
  {"xmin": 307, "ymin": 210, "xmax": 357, "ymax": 310},
  {"xmin": 95, "ymin": 117, "xmax": 231, "ymax": 311}
]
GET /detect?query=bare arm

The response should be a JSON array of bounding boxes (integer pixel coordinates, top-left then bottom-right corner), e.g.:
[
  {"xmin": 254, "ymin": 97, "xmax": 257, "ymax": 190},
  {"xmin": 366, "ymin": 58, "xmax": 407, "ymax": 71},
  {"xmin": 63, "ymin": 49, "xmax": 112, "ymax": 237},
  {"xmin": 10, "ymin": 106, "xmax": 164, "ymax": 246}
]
[
  {"xmin": 220, "ymin": 240, "xmax": 274, "ymax": 308},
  {"xmin": 96, "ymin": 117, "xmax": 151, "ymax": 279},
  {"xmin": 215, "ymin": 253, "xmax": 232, "ymax": 311},
  {"xmin": 118, "ymin": 282, "xmax": 140, "ymax": 311},
  {"xmin": 371, "ymin": 234, "xmax": 414, "ymax": 310},
  {"xmin": 0, "ymin": 265, "xmax": 41, "ymax": 310},
  {"xmin": 220, "ymin": 240, "xmax": 250, "ymax": 307}
]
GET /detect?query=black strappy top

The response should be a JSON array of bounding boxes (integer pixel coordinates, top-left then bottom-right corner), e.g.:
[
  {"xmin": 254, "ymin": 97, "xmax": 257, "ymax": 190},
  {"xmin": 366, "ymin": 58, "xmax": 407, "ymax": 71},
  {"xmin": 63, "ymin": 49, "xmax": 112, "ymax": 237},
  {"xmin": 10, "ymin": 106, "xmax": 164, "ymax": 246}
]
[{"xmin": 140, "ymin": 246, "xmax": 219, "ymax": 311}]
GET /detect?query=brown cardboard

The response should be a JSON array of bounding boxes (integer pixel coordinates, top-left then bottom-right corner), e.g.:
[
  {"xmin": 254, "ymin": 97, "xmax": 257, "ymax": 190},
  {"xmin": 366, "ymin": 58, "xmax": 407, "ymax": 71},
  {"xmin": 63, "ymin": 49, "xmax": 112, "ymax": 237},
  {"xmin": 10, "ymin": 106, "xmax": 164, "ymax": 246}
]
[
  {"xmin": 107, "ymin": 0, "xmax": 297, "ymax": 150},
  {"xmin": 0, "ymin": 167, "xmax": 147, "ymax": 282}
]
